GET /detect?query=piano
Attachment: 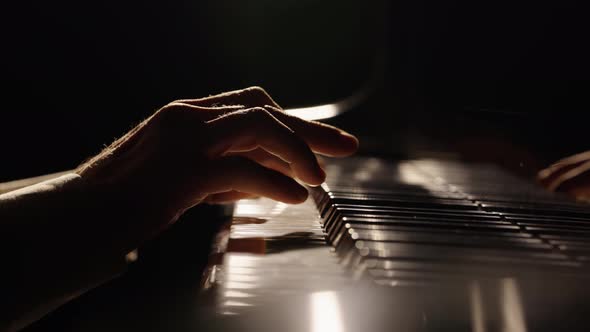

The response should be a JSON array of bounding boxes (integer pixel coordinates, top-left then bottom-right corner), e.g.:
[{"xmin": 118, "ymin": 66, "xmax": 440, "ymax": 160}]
[
  {"xmin": 6, "ymin": 1, "xmax": 590, "ymax": 331},
  {"xmin": 192, "ymin": 157, "xmax": 590, "ymax": 332},
  {"xmin": 16, "ymin": 156, "xmax": 590, "ymax": 332}
]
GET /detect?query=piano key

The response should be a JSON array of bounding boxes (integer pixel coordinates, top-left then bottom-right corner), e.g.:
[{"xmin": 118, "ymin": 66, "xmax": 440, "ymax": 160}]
[
  {"xmin": 361, "ymin": 256, "xmax": 583, "ymax": 273},
  {"xmin": 321, "ymin": 203, "xmax": 503, "ymax": 232},
  {"xmin": 325, "ymin": 193, "xmax": 479, "ymax": 211},
  {"xmin": 342, "ymin": 228, "xmax": 551, "ymax": 251},
  {"xmin": 322, "ymin": 205, "xmax": 508, "ymax": 234},
  {"xmin": 327, "ymin": 217, "xmax": 522, "ymax": 247},
  {"xmin": 480, "ymin": 202, "xmax": 590, "ymax": 219},
  {"xmin": 205, "ymin": 156, "xmax": 590, "ymax": 319},
  {"xmin": 352, "ymin": 241, "xmax": 570, "ymax": 265}
]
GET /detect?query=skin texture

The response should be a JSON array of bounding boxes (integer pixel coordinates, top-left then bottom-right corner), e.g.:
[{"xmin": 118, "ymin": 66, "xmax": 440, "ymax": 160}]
[
  {"xmin": 76, "ymin": 86, "xmax": 359, "ymax": 254},
  {"xmin": 537, "ymin": 150, "xmax": 590, "ymax": 203},
  {"xmin": 1, "ymin": 86, "xmax": 358, "ymax": 331}
]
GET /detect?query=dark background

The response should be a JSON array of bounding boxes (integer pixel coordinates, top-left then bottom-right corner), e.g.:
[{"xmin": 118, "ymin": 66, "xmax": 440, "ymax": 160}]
[
  {"xmin": 1, "ymin": 0, "xmax": 589, "ymax": 182},
  {"xmin": 3, "ymin": 1, "xmax": 590, "ymax": 331}
]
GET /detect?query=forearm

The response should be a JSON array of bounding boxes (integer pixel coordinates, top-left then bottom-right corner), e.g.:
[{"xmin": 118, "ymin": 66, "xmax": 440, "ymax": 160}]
[{"xmin": 0, "ymin": 174, "xmax": 128, "ymax": 332}]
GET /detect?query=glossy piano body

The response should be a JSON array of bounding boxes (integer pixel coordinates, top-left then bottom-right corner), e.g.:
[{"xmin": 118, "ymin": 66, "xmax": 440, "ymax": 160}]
[{"xmin": 194, "ymin": 157, "xmax": 590, "ymax": 331}]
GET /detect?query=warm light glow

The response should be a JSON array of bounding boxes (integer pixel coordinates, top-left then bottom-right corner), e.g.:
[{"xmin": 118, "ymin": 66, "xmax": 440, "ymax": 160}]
[
  {"xmin": 397, "ymin": 162, "xmax": 428, "ymax": 185},
  {"xmin": 310, "ymin": 291, "xmax": 345, "ymax": 332},
  {"xmin": 224, "ymin": 281, "xmax": 257, "ymax": 290},
  {"xmin": 234, "ymin": 202, "xmax": 265, "ymax": 216},
  {"xmin": 224, "ymin": 290, "xmax": 255, "ymax": 298},
  {"xmin": 397, "ymin": 161, "xmax": 454, "ymax": 195},
  {"xmin": 286, "ymin": 104, "xmax": 341, "ymax": 121},
  {"xmin": 353, "ymin": 170, "xmax": 372, "ymax": 181},
  {"xmin": 270, "ymin": 202, "xmax": 289, "ymax": 216},
  {"xmin": 469, "ymin": 281, "xmax": 486, "ymax": 332},
  {"xmin": 225, "ymin": 273, "xmax": 260, "ymax": 283},
  {"xmin": 226, "ymin": 266, "xmax": 258, "ymax": 275},
  {"xmin": 501, "ymin": 278, "xmax": 527, "ymax": 332},
  {"xmin": 125, "ymin": 249, "xmax": 138, "ymax": 263},
  {"xmin": 223, "ymin": 300, "xmax": 254, "ymax": 307},
  {"xmin": 225, "ymin": 253, "xmax": 261, "ymax": 267}
]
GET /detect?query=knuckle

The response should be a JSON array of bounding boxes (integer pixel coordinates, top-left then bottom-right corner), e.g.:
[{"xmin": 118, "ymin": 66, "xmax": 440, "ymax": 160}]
[
  {"xmin": 243, "ymin": 86, "xmax": 274, "ymax": 105},
  {"xmin": 244, "ymin": 86, "xmax": 268, "ymax": 97},
  {"xmin": 246, "ymin": 107, "xmax": 273, "ymax": 122},
  {"xmin": 152, "ymin": 104, "xmax": 200, "ymax": 132},
  {"xmin": 154, "ymin": 104, "xmax": 185, "ymax": 122},
  {"xmin": 262, "ymin": 104, "xmax": 282, "ymax": 115}
]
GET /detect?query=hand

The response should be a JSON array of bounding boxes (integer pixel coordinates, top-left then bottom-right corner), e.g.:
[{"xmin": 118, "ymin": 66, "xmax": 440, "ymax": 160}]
[
  {"xmin": 76, "ymin": 87, "xmax": 358, "ymax": 253},
  {"xmin": 537, "ymin": 150, "xmax": 590, "ymax": 203}
]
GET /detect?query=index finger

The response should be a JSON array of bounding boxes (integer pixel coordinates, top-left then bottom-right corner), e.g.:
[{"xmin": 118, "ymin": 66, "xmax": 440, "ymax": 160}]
[
  {"xmin": 538, "ymin": 151, "xmax": 590, "ymax": 188},
  {"xmin": 178, "ymin": 87, "xmax": 359, "ymax": 156},
  {"xmin": 261, "ymin": 105, "xmax": 359, "ymax": 157},
  {"xmin": 176, "ymin": 103, "xmax": 359, "ymax": 157},
  {"xmin": 176, "ymin": 86, "xmax": 281, "ymax": 109},
  {"xmin": 206, "ymin": 108, "xmax": 325, "ymax": 186},
  {"xmin": 545, "ymin": 160, "xmax": 590, "ymax": 192}
]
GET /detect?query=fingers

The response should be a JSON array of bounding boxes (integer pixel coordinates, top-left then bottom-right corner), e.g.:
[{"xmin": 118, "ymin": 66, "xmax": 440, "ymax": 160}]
[
  {"xmin": 164, "ymin": 102, "xmax": 245, "ymax": 121},
  {"xmin": 538, "ymin": 150, "xmax": 590, "ymax": 189},
  {"xmin": 174, "ymin": 87, "xmax": 359, "ymax": 157},
  {"xmin": 552, "ymin": 150, "xmax": 590, "ymax": 166},
  {"xmin": 545, "ymin": 160, "xmax": 590, "ymax": 192},
  {"xmin": 228, "ymin": 148, "xmax": 294, "ymax": 177},
  {"xmin": 174, "ymin": 103, "xmax": 358, "ymax": 157},
  {"xmin": 176, "ymin": 86, "xmax": 281, "ymax": 109},
  {"xmin": 261, "ymin": 105, "xmax": 359, "ymax": 157},
  {"xmin": 172, "ymin": 86, "xmax": 358, "ymax": 156},
  {"xmin": 539, "ymin": 161, "xmax": 586, "ymax": 190},
  {"xmin": 537, "ymin": 151, "xmax": 590, "ymax": 203},
  {"xmin": 206, "ymin": 108, "xmax": 325, "ymax": 185},
  {"xmin": 205, "ymin": 156, "xmax": 309, "ymax": 204}
]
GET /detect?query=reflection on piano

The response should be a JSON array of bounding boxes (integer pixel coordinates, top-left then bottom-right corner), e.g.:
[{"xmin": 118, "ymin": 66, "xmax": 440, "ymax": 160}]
[
  {"xmin": 199, "ymin": 157, "xmax": 590, "ymax": 331},
  {"xmin": 10, "ymin": 1, "xmax": 590, "ymax": 330}
]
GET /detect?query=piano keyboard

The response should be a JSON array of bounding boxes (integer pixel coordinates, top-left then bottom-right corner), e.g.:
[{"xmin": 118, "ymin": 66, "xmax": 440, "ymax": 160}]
[
  {"xmin": 200, "ymin": 196, "xmax": 351, "ymax": 316},
  {"xmin": 312, "ymin": 158, "xmax": 590, "ymax": 285},
  {"xmin": 199, "ymin": 157, "xmax": 590, "ymax": 330}
]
